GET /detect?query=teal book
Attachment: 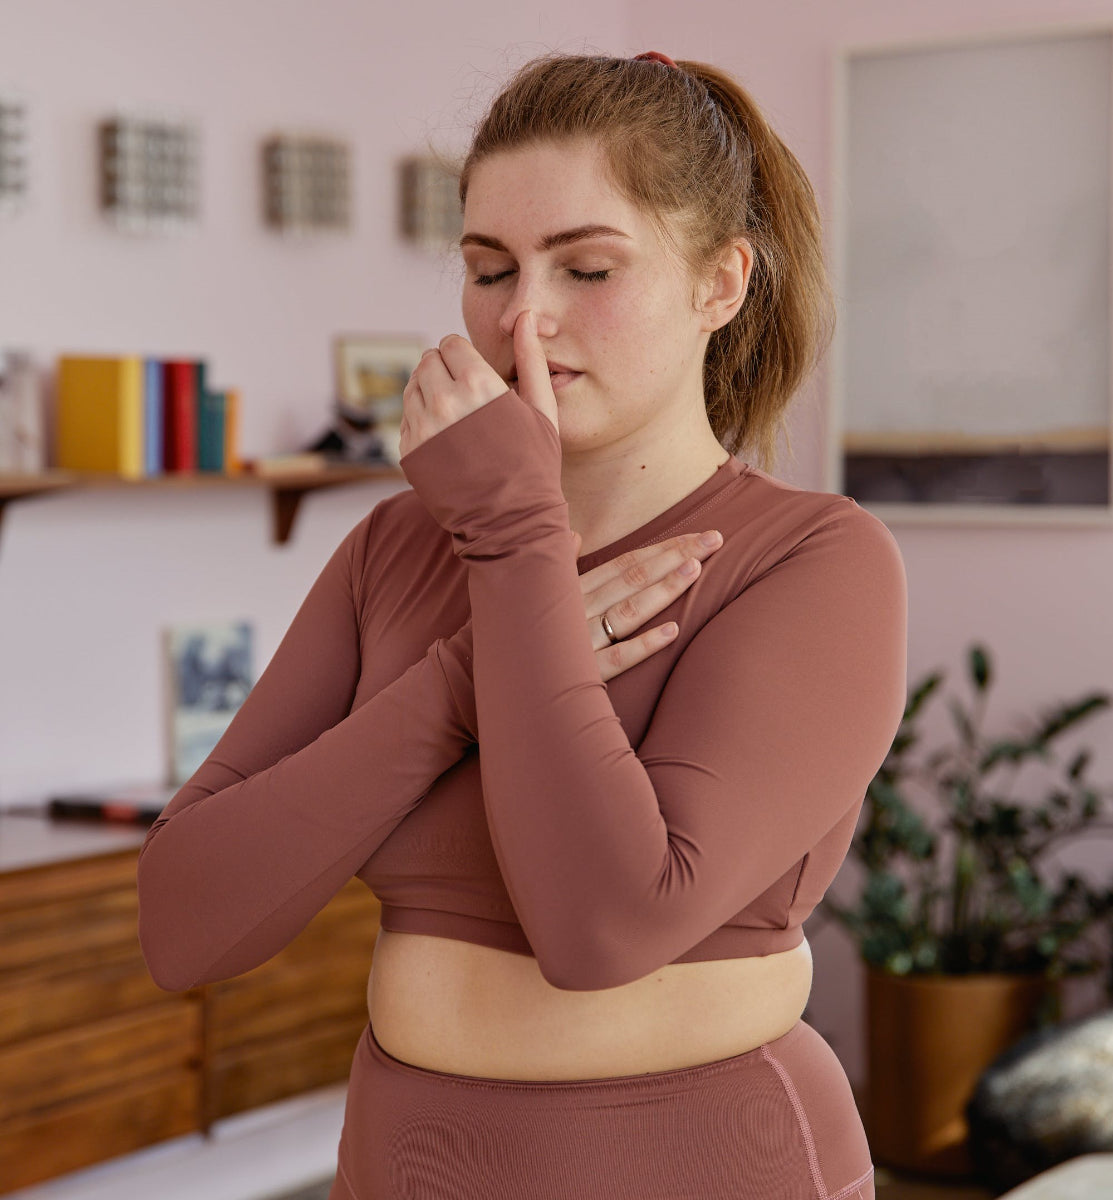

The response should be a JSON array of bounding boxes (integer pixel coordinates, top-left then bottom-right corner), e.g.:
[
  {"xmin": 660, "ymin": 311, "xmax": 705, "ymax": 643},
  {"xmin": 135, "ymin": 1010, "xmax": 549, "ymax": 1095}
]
[{"xmin": 198, "ymin": 389, "xmax": 227, "ymax": 472}]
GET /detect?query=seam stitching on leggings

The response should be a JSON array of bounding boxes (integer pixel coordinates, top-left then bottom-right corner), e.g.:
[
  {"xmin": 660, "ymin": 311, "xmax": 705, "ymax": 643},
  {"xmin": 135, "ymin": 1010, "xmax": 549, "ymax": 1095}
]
[
  {"xmin": 761, "ymin": 1044, "xmax": 828, "ymax": 1200},
  {"xmin": 829, "ymin": 1165, "xmax": 874, "ymax": 1200},
  {"xmin": 336, "ymin": 1156, "xmax": 358, "ymax": 1197}
]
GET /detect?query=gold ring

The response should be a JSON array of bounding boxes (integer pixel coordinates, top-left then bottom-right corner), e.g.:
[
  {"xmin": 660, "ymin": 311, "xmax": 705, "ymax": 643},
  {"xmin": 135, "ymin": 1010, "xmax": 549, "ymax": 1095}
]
[{"xmin": 600, "ymin": 611, "xmax": 619, "ymax": 645}]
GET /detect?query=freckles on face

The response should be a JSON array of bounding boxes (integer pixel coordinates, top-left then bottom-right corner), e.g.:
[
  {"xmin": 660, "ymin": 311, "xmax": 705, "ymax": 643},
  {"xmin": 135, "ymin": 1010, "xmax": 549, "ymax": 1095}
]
[
  {"xmin": 458, "ymin": 140, "xmax": 705, "ymax": 406},
  {"xmin": 458, "ymin": 142, "xmax": 646, "ymax": 348}
]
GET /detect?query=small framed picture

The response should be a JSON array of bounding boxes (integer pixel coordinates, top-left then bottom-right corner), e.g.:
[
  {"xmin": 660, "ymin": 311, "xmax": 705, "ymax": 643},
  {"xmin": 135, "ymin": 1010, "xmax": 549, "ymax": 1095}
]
[
  {"xmin": 333, "ymin": 333, "xmax": 425, "ymax": 463},
  {"xmin": 162, "ymin": 619, "xmax": 254, "ymax": 787}
]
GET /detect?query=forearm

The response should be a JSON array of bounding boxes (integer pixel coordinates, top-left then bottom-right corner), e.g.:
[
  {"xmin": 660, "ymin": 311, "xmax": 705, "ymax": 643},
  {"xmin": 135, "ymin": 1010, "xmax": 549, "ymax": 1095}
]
[
  {"xmin": 467, "ymin": 532, "xmax": 666, "ymax": 986},
  {"xmin": 405, "ymin": 392, "xmax": 663, "ymax": 984},
  {"xmin": 137, "ymin": 625, "xmax": 475, "ymax": 991}
]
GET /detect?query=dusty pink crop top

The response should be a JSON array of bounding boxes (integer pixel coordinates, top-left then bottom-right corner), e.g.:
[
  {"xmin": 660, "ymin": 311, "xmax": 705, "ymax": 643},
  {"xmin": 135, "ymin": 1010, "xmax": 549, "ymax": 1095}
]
[{"xmin": 137, "ymin": 389, "xmax": 907, "ymax": 993}]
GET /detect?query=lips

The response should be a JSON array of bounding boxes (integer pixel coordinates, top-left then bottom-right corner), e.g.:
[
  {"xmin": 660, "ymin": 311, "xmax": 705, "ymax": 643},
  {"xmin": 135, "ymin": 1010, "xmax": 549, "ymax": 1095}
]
[{"xmin": 507, "ymin": 362, "xmax": 578, "ymax": 385}]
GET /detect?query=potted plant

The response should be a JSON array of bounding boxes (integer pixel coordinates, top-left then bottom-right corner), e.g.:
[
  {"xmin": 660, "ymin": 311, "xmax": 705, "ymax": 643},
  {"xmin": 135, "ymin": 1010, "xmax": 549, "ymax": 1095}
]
[{"xmin": 820, "ymin": 643, "xmax": 1113, "ymax": 1178}]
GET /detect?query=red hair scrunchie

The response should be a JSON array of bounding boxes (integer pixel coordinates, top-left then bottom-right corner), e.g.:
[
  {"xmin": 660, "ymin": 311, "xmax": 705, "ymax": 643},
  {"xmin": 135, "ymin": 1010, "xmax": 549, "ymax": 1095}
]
[{"xmin": 633, "ymin": 51, "xmax": 679, "ymax": 69}]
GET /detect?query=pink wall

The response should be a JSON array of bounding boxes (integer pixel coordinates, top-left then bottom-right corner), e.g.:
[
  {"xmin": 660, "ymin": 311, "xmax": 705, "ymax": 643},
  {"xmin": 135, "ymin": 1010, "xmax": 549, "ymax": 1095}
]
[
  {"xmin": 631, "ymin": 0, "xmax": 1113, "ymax": 1079},
  {"xmin": 0, "ymin": 0, "xmax": 627, "ymax": 800},
  {"xmin": 3, "ymin": 0, "xmax": 1112, "ymax": 1089}
]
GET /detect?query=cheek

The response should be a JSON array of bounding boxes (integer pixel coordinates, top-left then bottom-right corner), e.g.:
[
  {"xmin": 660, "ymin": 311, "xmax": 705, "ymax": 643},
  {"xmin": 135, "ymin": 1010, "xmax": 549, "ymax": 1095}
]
[
  {"xmin": 590, "ymin": 285, "xmax": 673, "ymax": 361},
  {"xmin": 578, "ymin": 285, "xmax": 642, "ymax": 347},
  {"xmin": 461, "ymin": 289, "xmax": 500, "ymax": 346}
]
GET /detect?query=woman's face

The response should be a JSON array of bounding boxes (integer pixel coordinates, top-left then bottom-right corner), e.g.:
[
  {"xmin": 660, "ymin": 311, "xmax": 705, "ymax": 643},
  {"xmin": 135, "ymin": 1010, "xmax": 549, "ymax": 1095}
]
[{"xmin": 460, "ymin": 138, "xmax": 715, "ymax": 456}]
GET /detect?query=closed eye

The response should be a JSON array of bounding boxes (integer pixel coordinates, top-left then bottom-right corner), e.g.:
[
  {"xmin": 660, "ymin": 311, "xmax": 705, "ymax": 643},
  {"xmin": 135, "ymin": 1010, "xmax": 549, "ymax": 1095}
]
[
  {"xmin": 472, "ymin": 270, "xmax": 513, "ymax": 286},
  {"xmin": 470, "ymin": 268, "xmax": 613, "ymax": 287}
]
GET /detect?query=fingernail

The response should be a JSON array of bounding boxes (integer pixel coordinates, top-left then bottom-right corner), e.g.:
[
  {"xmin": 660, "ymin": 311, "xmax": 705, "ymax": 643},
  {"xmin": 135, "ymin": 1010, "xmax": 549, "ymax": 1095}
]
[{"xmin": 700, "ymin": 530, "xmax": 722, "ymax": 547}]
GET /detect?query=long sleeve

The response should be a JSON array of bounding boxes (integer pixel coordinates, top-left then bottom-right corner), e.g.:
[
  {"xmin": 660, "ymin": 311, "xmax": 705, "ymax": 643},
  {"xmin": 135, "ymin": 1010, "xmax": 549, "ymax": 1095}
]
[
  {"xmin": 401, "ymin": 390, "xmax": 907, "ymax": 991},
  {"xmin": 136, "ymin": 509, "xmax": 477, "ymax": 993}
]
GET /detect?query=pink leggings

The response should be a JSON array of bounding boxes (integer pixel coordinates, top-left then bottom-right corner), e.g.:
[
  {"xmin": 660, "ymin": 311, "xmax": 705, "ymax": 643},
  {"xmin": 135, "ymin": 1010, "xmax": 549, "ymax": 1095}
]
[{"xmin": 328, "ymin": 1018, "xmax": 874, "ymax": 1199}]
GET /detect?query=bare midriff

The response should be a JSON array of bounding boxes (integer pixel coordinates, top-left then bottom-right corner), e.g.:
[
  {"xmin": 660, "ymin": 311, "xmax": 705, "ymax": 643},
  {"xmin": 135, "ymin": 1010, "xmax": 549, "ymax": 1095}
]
[{"xmin": 366, "ymin": 928, "xmax": 813, "ymax": 1081}]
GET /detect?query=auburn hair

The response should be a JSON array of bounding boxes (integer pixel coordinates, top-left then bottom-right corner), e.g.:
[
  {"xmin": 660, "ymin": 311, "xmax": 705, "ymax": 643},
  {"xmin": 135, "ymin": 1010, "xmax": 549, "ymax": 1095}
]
[{"xmin": 457, "ymin": 53, "xmax": 835, "ymax": 474}]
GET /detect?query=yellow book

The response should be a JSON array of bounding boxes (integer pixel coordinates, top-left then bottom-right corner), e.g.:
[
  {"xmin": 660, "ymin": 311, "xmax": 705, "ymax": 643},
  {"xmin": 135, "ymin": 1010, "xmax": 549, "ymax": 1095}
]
[
  {"xmin": 55, "ymin": 355, "xmax": 144, "ymax": 478},
  {"xmin": 224, "ymin": 387, "xmax": 241, "ymax": 474}
]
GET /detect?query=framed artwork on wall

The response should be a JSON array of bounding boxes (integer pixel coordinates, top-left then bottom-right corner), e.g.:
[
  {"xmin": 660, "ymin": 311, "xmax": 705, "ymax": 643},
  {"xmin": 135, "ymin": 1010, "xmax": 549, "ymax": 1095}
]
[
  {"xmin": 98, "ymin": 113, "xmax": 201, "ymax": 233},
  {"xmin": 829, "ymin": 25, "xmax": 1113, "ymax": 525},
  {"xmin": 333, "ymin": 333, "xmax": 425, "ymax": 465},
  {"xmin": 163, "ymin": 620, "xmax": 254, "ymax": 787},
  {"xmin": 263, "ymin": 132, "xmax": 352, "ymax": 233}
]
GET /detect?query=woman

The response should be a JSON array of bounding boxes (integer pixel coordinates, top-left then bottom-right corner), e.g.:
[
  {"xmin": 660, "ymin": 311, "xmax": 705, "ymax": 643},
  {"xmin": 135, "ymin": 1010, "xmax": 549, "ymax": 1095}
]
[{"xmin": 137, "ymin": 50, "xmax": 907, "ymax": 1199}]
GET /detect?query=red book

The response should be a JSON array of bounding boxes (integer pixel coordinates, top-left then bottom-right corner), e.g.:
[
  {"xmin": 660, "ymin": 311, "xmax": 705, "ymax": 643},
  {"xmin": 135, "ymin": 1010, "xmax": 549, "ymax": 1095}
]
[{"xmin": 162, "ymin": 360, "xmax": 199, "ymax": 471}]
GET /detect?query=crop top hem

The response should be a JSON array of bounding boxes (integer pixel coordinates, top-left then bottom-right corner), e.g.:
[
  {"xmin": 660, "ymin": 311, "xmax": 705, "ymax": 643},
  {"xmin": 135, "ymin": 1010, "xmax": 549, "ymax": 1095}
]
[{"xmin": 377, "ymin": 903, "xmax": 806, "ymax": 965}]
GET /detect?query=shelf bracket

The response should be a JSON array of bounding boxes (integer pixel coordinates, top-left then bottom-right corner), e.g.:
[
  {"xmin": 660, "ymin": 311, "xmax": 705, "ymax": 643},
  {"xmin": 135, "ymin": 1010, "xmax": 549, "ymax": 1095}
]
[{"xmin": 272, "ymin": 487, "xmax": 303, "ymax": 545}]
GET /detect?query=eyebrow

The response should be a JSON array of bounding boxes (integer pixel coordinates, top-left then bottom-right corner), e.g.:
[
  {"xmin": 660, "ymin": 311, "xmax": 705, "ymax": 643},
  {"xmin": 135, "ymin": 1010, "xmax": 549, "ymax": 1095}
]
[{"xmin": 458, "ymin": 224, "xmax": 632, "ymax": 253}]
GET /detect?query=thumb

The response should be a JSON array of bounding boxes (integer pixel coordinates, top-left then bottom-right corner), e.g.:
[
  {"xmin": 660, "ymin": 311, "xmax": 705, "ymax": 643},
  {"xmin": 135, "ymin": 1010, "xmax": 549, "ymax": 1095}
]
[{"xmin": 513, "ymin": 310, "xmax": 558, "ymax": 434}]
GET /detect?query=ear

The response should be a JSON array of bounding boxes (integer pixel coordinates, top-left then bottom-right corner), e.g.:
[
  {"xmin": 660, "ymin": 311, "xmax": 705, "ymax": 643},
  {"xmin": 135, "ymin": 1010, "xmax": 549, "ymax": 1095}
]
[{"xmin": 697, "ymin": 238, "xmax": 753, "ymax": 333}]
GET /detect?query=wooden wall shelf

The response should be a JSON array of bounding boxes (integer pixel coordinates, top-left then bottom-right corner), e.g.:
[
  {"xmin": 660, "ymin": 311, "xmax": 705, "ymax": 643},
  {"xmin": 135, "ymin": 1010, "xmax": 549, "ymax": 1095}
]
[{"xmin": 0, "ymin": 464, "xmax": 406, "ymax": 548}]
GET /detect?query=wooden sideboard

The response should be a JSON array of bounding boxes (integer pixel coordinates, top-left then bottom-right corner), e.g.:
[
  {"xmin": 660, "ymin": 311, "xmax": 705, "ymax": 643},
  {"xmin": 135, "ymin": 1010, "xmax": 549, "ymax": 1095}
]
[{"xmin": 0, "ymin": 812, "xmax": 379, "ymax": 1193}]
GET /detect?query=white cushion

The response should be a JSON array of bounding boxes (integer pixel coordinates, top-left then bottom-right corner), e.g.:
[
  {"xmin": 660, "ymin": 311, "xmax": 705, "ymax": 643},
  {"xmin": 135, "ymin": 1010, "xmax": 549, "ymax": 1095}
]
[{"xmin": 996, "ymin": 1154, "xmax": 1113, "ymax": 1199}]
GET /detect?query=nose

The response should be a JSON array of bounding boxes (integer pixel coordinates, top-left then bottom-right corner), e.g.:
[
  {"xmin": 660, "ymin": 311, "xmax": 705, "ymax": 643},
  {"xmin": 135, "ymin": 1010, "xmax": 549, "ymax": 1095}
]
[{"xmin": 497, "ymin": 273, "xmax": 559, "ymax": 340}]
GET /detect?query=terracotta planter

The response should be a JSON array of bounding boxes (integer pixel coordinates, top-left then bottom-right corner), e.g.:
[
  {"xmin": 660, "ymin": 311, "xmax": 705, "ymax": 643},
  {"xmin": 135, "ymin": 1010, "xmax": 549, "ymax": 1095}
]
[{"xmin": 864, "ymin": 966, "xmax": 1053, "ymax": 1178}]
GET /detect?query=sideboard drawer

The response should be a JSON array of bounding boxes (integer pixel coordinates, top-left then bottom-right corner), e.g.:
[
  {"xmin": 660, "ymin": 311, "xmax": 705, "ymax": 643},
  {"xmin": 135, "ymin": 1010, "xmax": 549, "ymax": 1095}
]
[
  {"xmin": 208, "ymin": 1016, "xmax": 367, "ymax": 1120},
  {"xmin": 0, "ymin": 1000, "xmax": 201, "ymax": 1121},
  {"xmin": 207, "ymin": 951, "xmax": 371, "ymax": 1051},
  {"xmin": 0, "ymin": 1068, "xmax": 200, "ymax": 1192},
  {"xmin": 0, "ymin": 941, "xmax": 175, "ymax": 1044},
  {"xmin": 0, "ymin": 851, "xmax": 139, "ymax": 910},
  {"xmin": 0, "ymin": 886, "xmax": 140, "ymax": 972}
]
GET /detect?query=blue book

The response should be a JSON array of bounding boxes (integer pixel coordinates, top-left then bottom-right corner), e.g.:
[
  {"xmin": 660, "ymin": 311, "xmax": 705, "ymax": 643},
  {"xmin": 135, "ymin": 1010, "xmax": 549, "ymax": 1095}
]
[{"xmin": 143, "ymin": 358, "xmax": 164, "ymax": 476}]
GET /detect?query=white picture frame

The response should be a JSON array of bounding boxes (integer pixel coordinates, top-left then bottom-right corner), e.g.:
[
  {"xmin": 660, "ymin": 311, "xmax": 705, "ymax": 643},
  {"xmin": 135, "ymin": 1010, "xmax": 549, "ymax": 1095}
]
[
  {"xmin": 163, "ymin": 620, "xmax": 254, "ymax": 787},
  {"xmin": 829, "ymin": 23, "xmax": 1113, "ymax": 526}
]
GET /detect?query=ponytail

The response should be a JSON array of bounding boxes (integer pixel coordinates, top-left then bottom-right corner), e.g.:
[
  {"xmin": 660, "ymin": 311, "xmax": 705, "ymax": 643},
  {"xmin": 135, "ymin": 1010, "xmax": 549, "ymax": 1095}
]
[{"xmin": 679, "ymin": 62, "xmax": 835, "ymax": 472}]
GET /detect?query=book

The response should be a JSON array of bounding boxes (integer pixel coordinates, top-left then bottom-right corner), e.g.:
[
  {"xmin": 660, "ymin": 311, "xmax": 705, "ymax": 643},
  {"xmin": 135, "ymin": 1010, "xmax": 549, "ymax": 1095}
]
[
  {"xmin": 224, "ymin": 386, "xmax": 242, "ymax": 473},
  {"xmin": 162, "ymin": 359, "xmax": 199, "ymax": 472},
  {"xmin": 142, "ymin": 355, "xmax": 164, "ymax": 472},
  {"xmin": 143, "ymin": 358, "xmax": 164, "ymax": 476},
  {"xmin": 55, "ymin": 355, "xmax": 145, "ymax": 477},
  {"xmin": 198, "ymin": 389, "xmax": 226, "ymax": 472},
  {"xmin": 163, "ymin": 620, "xmax": 254, "ymax": 786}
]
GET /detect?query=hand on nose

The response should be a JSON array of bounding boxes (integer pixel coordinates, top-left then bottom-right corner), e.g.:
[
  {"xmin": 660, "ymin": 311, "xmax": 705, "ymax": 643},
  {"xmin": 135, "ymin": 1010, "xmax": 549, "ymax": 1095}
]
[
  {"xmin": 512, "ymin": 310, "xmax": 559, "ymax": 435},
  {"xmin": 398, "ymin": 333, "xmax": 508, "ymax": 458}
]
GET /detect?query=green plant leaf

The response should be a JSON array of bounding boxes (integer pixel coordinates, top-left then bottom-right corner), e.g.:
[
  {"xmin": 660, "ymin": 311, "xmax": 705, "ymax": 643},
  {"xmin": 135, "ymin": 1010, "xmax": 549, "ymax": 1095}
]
[
  {"xmin": 980, "ymin": 739, "xmax": 1039, "ymax": 771},
  {"xmin": 948, "ymin": 697, "xmax": 976, "ymax": 747},
  {"xmin": 1033, "ymin": 694, "xmax": 1111, "ymax": 747},
  {"xmin": 970, "ymin": 644, "xmax": 991, "ymax": 691},
  {"xmin": 1068, "ymin": 749, "xmax": 1091, "ymax": 780}
]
